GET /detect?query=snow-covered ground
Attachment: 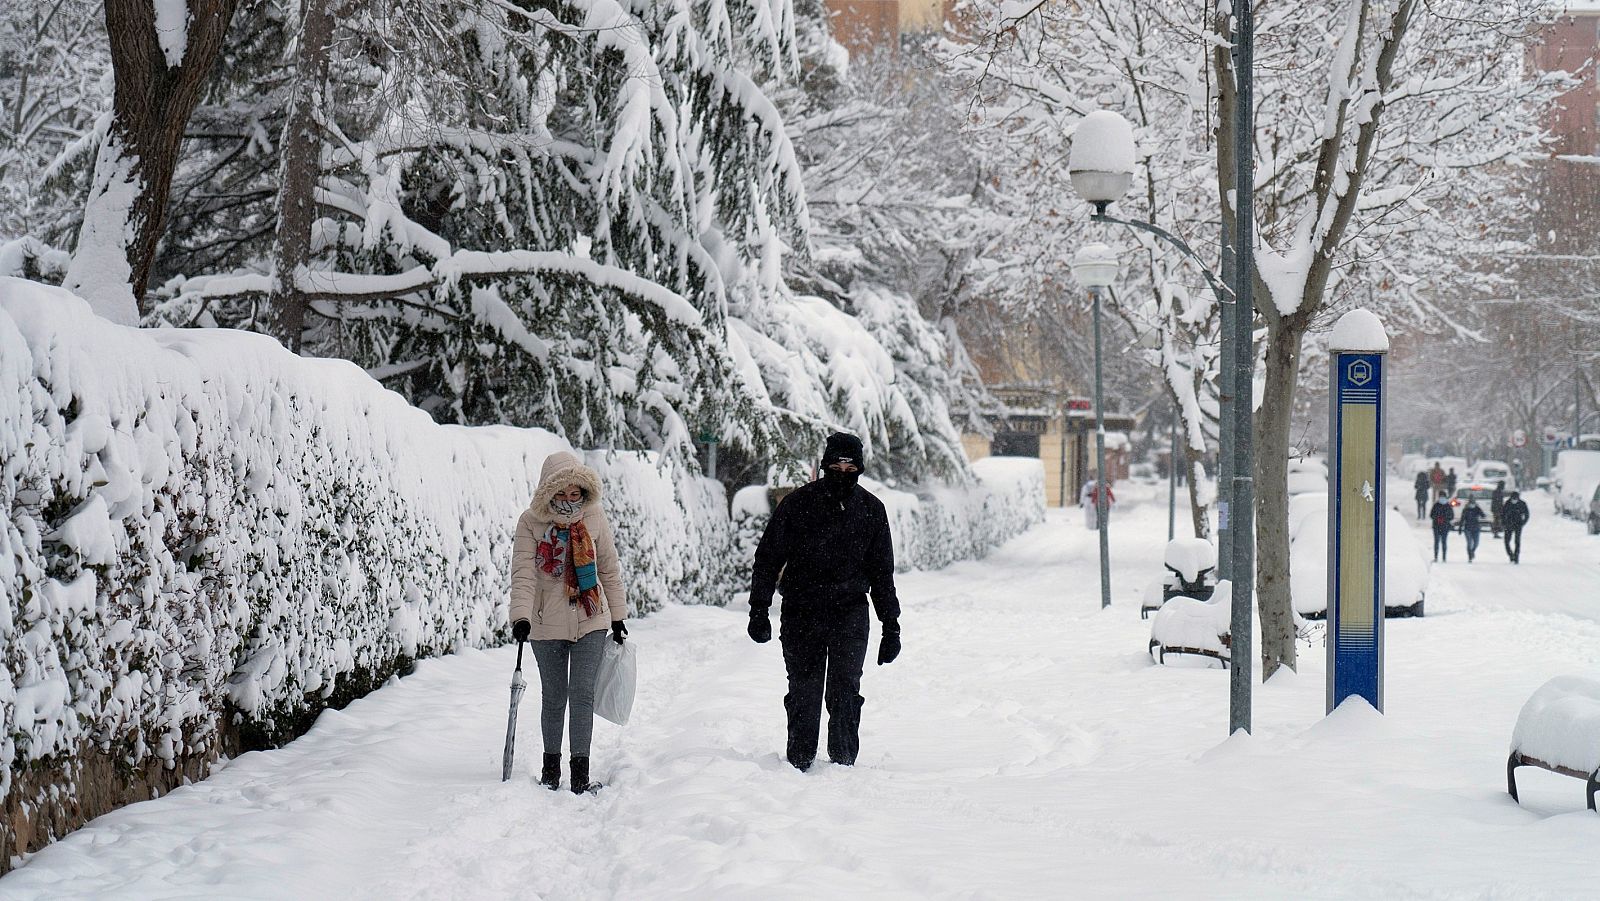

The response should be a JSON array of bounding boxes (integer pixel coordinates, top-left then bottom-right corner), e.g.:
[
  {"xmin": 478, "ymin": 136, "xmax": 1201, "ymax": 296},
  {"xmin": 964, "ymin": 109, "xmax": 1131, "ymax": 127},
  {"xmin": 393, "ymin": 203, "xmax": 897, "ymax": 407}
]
[{"xmin": 6, "ymin": 482, "xmax": 1600, "ymax": 899}]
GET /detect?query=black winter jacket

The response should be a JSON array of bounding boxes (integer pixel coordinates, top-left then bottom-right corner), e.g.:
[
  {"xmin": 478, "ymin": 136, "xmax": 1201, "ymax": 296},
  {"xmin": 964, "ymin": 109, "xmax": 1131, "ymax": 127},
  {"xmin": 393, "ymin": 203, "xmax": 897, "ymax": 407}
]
[
  {"xmin": 1460, "ymin": 505, "xmax": 1485, "ymax": 534},
  {"xmin": 1502, "ymin": 498, "xmax": 1531, "ymax": 529},
  {"xmin": 1429, "ymin": 501, "xmax": 1455, "ymax": 532},
  {"xmin": 749, "ymin": 479, "xmax": 900, "ymax": 623}
]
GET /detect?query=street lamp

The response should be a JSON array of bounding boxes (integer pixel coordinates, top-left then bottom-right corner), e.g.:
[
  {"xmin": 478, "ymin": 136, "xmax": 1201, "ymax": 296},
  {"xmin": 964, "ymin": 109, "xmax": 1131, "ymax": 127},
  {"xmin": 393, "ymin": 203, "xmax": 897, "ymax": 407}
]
[
  {"xmin": 1072, "ymin": 242, "xmax": 1120, "ymax": 612},
  {"xmin": 1069, "ymin": 93, "xmax": 1257, "ymax": 737}
]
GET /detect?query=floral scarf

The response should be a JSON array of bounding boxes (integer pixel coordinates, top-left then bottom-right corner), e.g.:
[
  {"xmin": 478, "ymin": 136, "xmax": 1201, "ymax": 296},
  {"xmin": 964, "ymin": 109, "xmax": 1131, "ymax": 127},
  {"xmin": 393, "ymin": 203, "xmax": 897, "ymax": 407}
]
[{"xmin": 536, "ymin": 520, "xmax": 602, "ymax": 617}]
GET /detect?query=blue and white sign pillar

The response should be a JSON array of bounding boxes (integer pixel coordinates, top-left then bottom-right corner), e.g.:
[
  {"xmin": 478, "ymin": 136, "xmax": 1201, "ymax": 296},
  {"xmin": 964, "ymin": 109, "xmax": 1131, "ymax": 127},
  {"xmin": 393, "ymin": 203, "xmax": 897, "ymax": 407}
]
[{"xmin": 1327, "ymin": 309, "xmax": 1390, "ymax": 714}]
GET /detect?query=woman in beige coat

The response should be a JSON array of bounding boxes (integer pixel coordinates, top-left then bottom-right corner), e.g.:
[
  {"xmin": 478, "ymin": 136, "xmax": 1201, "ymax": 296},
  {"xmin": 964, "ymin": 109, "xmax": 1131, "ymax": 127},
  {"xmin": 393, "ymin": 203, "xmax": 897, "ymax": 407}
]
[{"xmin": 510, "ymin": 451, "xmax": 628, "ymax": 794}]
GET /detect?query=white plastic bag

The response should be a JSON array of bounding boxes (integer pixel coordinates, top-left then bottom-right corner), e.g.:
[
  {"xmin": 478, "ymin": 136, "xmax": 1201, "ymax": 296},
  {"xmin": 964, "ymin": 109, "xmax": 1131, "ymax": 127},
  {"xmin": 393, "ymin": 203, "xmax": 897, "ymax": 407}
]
[{"xmin": 594, "ymin": 639, "xmax": 637, "ymax": 726}]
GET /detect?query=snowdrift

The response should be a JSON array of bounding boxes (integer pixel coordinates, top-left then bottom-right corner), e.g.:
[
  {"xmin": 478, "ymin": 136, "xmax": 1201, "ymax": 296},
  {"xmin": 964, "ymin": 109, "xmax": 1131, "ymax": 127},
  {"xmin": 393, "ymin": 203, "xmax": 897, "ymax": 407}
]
[{"xmin": 0, "ymin": 278, "xmax": 729, "ymax": 864}]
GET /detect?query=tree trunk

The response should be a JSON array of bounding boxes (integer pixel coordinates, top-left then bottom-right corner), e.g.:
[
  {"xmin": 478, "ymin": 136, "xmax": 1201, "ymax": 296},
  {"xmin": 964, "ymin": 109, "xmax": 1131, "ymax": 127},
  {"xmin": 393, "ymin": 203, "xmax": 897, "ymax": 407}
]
[
  {"xmin": 64, "ymin": 0, "xmax": 240, "ymax": 323},
  {"xmin": 1184, "ymin": 436, "xmax": 1211, "ymax": 541},
  {"xmin": 270, "ymin": 0, "xmax": 339, "ymax": 352},
  {"xmin": 1254, "ymin": 315, "xmax": 1304, "ymax": 678}
]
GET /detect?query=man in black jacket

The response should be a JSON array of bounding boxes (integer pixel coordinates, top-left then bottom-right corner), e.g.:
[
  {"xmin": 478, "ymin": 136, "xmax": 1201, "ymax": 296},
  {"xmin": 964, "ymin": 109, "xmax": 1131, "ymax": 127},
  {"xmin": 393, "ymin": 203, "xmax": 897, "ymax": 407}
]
[
  {"xmin": 747, "ymin": 432, "xmax": 901, "ymax": 771},
  {"xmin": 1501, "ymin": 490, "xmax": 1531, "ymax": 564},
  {"xmin": 1429, "ymin": 491, "xmax": 1454, "ymax": 562}
]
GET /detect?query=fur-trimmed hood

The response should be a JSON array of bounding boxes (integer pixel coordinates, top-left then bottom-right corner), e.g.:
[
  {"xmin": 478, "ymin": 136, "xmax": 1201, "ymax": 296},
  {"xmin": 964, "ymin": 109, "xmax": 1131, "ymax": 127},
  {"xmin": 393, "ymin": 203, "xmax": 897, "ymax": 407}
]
[{"xmin": 529, "ymin": 451, "xmax": 604, "ymax": 523}]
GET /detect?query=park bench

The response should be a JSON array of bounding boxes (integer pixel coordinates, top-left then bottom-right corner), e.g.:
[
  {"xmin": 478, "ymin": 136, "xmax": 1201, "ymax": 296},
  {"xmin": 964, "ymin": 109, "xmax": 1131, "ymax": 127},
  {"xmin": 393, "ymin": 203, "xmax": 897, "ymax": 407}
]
[
  {"xmin": 1141, "ymin": 537, "xmax": 1217, "ymax": 619},
  {"xmin": 1506, "ymin": 675, "xmax": 1600, "ymax": 811},
  {"xmin": 1148, "ymin": 579, "xmax": 1231, "ymax": 668}
]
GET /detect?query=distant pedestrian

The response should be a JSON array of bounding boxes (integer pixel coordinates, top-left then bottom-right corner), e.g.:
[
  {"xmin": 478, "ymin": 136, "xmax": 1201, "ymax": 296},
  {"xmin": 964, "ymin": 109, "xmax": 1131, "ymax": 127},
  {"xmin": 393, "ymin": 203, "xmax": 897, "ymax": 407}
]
[
  {"xmin": 1460, "ymin": 500, "xmax": 1485, "ymax": 563},
  {"xmin": 1429, "ymin": 491, "xmax": 1454, "ymax": 562},
  {"xmin": 1413, "ymin": 471, "xmax": 1430, "ymax": 520},
  {"xmin": 1445, "ymin": 467, "xmax": 1458, "ymax": 497},
  {"xmin": 1080, "ymin": 479, "xmax": 1116, "ymax": 529},
  {"xmin": 1490, "ymin": 480, "xmax": 1506, "ymax": 538},
  {"xmin": 1429, "ymin": 461, "xmax": 1445, "ymax": 493},
  {"xmin": 509, "ymin": 451, "xmax": 630, "ymax": 794},
  {"xmin": 1501, "ymin": 490, "xmax": 1531, "ymax": 564},
  {"xmin": 747, "ymin": 432, "xmax": 902, "ymax": 771}
]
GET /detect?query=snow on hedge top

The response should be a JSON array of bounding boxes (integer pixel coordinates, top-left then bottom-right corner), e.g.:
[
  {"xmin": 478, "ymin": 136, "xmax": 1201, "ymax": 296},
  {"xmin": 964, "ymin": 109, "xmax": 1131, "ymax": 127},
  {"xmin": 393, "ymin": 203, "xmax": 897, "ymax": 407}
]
[
  {"xmin": 1511, "ymin": 675, "xmax": 1600, "ymax": 775},
  {"xmin": 1069, "ymin": 111, "xmax": 1136, "ymax": 174},
  {"xmin": 1328, "ymin": 308, "xmax": 1389, "ymax": 353}
]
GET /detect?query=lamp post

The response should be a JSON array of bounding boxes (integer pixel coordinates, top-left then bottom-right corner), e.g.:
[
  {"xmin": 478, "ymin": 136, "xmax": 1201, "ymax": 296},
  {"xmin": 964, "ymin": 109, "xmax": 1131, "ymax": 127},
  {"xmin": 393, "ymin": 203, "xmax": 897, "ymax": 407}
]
[
  {"xmin": 1068, "ymin": 243, "xmax": 1120, "ymax": 611},
  {"xmin": 1072, "ymin": 242, "xmax": 1120, "ymax": 611},
  {"xmin": 1069, "ymin": 87, "xmax": 1256, "ymax": 735}
]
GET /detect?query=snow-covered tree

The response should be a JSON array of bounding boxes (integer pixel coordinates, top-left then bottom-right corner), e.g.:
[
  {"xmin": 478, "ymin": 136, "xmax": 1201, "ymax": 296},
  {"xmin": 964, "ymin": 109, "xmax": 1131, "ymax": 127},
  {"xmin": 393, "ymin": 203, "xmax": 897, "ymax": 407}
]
[
  {"xmin": 948, "ymin": 0, "xmax": 1226, "ymax": 538},
  {"xmin": 955, "ymin": 0, "xmax": 1562, "ymax": 674},
  {"xmin": 779, "ymin": 4, "xmax": 996, "ymax": 482},
  {"xmin": 76, "ymin": 0, "xmax": 972, "ymax": 480},
  {"xmin": 60, "ymin": 0, "xmax": 241, "ymax": 324},
  {"xmin": 0, "ymin": 0, "xmax": 110, "ymax": 271},
  {"xmin": 1212, "ymin": 0, "xmax": 1562, "ymax": 674}
]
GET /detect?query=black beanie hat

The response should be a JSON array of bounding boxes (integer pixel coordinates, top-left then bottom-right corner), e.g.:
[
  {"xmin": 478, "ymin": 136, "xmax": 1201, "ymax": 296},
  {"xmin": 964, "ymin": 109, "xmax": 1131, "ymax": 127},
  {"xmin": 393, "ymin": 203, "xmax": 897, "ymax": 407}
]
[{"xmin": 822, "ymin": 432, "xmax": 865, "ymax": 471}]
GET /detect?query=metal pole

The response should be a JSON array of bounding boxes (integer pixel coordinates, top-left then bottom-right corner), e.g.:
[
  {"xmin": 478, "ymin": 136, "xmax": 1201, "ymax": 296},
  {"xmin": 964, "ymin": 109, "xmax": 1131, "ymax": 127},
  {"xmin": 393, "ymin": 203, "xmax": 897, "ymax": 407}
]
[
  {"xmin": 1092, "ymin": 285, "xmax": 1112, "ymax": 610},
  {"xmin": 1168, "ymin": 403, "xmax": 1178, "ymax": 540},
  {"xmin": 1228, "ymin": 0, "xmax": 1257, "ymax": 736},
  {"xmin": 1216, "ymin": 211, "xmax": 1236, "ymax": 581}
]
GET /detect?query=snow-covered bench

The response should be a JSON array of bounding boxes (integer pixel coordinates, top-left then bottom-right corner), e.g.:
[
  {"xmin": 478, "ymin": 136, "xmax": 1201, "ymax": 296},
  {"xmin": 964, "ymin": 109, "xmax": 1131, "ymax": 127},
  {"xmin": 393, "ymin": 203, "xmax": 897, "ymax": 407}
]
[
  {"xmin": 1507, "ymin": 675, "xmax": 1600, "ymax": 811},
  {"xmin": 1148, "ymin": 579, "xmax": 1231, "ymax": 668},
  {"xmin": 1141, "ymin": 537, "xmax": 1218, "ymax": 619}
]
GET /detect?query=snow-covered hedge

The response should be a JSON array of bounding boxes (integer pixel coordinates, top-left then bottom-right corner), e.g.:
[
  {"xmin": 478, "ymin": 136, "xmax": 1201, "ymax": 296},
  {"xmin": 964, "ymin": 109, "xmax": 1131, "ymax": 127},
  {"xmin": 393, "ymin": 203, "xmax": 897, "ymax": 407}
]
[
  {"xmin": 0, "ymin": 279, "xmax": 728, "ymax": 860},
  {"xmin": 729, "ymin": 456, "xmax": 1046, "ymax": 587}
]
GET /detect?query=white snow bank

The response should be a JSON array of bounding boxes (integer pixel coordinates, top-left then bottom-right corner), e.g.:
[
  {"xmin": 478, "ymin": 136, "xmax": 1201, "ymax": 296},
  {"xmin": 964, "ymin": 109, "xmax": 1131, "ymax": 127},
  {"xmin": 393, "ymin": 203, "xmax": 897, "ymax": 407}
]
[
  {"xmin": 1511, "ymin": 675, "xmax": 1600, "ymax": 776},
  {"xmin": 1290, "ymin": 495, "xmax": 1429, "ymax": 615},
  {"xmin": 0, "ymin": 278, "xmax": 730, "ymax": 841}
]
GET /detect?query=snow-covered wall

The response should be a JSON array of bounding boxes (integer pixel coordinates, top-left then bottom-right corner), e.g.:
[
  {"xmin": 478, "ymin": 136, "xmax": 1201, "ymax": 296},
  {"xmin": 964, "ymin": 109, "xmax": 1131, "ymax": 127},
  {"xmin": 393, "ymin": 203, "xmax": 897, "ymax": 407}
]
[
  {"xmin": 729, "ymin": 456, "xmax": 1046, "ymax": 587},
  {"xmin": 0, "ymin": 278, "xmax": 729, "ymax": 863}
]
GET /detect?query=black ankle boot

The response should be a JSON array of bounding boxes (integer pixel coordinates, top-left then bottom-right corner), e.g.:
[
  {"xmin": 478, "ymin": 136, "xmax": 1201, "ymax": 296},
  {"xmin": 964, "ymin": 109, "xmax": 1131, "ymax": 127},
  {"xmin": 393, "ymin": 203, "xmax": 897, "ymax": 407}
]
[
  {"xmin": 570, "ymin": 755, "xmax": 601, "ymax": 794},
  {"xmin": 539, "ymin": 753, "xmax": 561, "ymax": 790}
]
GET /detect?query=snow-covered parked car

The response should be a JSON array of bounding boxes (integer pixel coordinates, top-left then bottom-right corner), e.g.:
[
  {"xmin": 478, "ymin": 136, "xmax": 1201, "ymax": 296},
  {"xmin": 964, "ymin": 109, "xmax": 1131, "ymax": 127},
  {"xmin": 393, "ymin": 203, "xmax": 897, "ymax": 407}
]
[
  {"xmin": 1470, "ymin": 460, "xmax": 1515, "ymax": 491},
  {"xmin": 1552, "ymin": 450, "xmax": 1600, "ymax": 519},
  {"xmin": 1289, "ymin": 494, "xmax": 1429, "ymax": 619}
]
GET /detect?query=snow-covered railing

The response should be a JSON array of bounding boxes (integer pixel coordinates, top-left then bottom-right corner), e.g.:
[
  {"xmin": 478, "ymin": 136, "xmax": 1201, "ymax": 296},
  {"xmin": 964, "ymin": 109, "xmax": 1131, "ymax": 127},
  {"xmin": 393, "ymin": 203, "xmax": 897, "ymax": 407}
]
[
  {"xmin": 1507, "ymin": 675, "xmax": 1600, "ymax": 811},
  {"xmin": 729, "ymin": 456, "xmax": 1046, "ymax": 589},
  {"xmin": 0, "ymin": 278, "xmax": 731, "ymax": 865}
]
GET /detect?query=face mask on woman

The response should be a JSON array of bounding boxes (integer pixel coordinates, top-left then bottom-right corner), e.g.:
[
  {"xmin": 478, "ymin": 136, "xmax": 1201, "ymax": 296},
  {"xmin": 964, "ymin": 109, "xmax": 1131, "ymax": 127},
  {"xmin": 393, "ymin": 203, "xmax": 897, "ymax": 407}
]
[{"xmin": 552, "ymin": 496, "xmax": 583, "ymax": 517}]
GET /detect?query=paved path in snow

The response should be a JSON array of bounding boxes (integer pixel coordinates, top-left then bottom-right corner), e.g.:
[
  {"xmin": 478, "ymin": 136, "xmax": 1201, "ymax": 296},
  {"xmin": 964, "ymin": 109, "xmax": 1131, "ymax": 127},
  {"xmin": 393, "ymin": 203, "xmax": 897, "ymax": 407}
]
[{"xmin": 6, "ymin": 483, "xmax": 1600, "ymax": 899}]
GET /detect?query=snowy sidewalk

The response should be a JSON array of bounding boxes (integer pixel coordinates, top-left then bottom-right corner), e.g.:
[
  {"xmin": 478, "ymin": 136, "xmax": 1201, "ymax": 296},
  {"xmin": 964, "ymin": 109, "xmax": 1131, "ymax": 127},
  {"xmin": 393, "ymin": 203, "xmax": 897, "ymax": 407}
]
[{"xmin": 6, "ymin": 484, "xmax": 1600, "ymax": 899}]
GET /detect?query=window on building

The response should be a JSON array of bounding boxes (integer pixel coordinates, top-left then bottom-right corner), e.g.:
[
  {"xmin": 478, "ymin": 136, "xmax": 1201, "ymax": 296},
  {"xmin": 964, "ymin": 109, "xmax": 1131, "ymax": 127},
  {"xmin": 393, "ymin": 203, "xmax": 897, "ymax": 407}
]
[{"xmin": 991, "ymin": 432, "xmax": 1041, "ymax": 458}]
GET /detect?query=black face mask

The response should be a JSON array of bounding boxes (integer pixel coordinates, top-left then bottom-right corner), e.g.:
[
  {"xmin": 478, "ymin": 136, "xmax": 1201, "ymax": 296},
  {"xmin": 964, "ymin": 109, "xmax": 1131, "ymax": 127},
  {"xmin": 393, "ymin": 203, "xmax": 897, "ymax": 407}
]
[{"xmin": 822, "ymin": 467, "xmax": 860, "ymax": 496}]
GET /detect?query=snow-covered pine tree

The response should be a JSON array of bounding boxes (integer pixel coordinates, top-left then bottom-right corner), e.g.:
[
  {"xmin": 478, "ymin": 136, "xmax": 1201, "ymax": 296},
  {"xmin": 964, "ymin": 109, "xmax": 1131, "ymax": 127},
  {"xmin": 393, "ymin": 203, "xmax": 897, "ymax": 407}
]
[
  {"xmin": 131, "ymin": 0, "xmax": 974, "ymax": 481},
  {"xmin": 777, "ymin": 2, "xmax": 994, "ymax": 483}
]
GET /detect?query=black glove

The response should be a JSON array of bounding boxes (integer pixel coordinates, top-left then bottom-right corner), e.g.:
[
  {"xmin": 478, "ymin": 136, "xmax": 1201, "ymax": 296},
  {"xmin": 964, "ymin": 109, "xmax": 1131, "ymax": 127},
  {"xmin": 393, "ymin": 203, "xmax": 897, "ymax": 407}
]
[
  {"xmin": 748, "ymin": 613, "xmax": 772, "ymax": 643},
  {"xmin": 512, "ymin": 619, "xmax": 531, "ymax": 642},
  {"xmin": 611, "ymin": 620, "xmax": 628, "ymax": 645},
  {"xmin": 877, "ymin": 620, "xmax": 901, "ymax": 666}
]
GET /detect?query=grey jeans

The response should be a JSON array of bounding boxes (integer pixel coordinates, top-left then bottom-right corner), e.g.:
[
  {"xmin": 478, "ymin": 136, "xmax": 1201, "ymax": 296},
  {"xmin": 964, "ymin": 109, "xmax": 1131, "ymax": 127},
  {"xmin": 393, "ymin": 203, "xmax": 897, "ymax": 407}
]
[{"xmin": 530, "ymin": 630, "xmax": 606, "ymax": 756}]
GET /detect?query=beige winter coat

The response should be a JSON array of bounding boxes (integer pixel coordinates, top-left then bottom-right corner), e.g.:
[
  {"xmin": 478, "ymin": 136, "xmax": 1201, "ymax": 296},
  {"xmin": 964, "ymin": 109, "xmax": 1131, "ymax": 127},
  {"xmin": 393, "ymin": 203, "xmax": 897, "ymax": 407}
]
[{"xmin": 509, "ymin": 452, "xmax": 628, "ymax": 641}]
